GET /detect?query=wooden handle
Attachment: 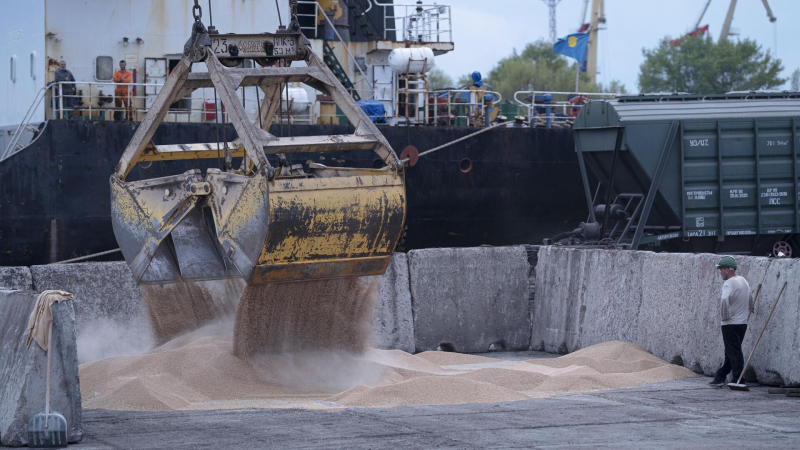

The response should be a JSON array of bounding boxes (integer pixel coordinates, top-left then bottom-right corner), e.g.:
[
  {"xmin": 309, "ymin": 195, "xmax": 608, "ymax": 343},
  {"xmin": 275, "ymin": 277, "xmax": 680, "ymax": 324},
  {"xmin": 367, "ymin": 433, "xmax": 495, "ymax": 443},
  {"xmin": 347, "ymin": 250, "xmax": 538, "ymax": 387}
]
[
  {"xmin": 45, "ymin": 321, "xmax": 52, "ymax": 428},
  {"xmin": 736, "ymin": 281, "xmax": 787, "ymax": 385},
  {"xmin": 747, "ymin": 283, "xmax": 762, "ymax": 321}
]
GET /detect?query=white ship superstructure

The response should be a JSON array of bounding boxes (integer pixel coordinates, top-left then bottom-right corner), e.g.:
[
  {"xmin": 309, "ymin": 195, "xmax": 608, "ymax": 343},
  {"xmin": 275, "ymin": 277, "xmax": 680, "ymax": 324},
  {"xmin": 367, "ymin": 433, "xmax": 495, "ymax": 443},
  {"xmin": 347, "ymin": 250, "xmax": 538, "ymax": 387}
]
[{"xmin": 1, "ymin": 0, "xmax": 455, "ymax": 156}]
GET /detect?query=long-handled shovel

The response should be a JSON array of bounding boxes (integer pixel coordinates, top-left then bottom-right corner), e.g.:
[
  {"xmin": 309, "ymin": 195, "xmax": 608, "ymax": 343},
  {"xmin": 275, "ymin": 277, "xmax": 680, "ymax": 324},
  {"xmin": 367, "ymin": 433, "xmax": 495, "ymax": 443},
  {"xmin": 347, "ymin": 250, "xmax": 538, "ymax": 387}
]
[
  {"xmin": 748, "ymin": 283, "xmax": 762, "ymax": 321},
  {"xmin": 728, "ymin": 281, "xmax": 787, "ymax": 391},
  {"xmin": 27, "ymin": 319, "xmax": 68, "ymax": 447}
]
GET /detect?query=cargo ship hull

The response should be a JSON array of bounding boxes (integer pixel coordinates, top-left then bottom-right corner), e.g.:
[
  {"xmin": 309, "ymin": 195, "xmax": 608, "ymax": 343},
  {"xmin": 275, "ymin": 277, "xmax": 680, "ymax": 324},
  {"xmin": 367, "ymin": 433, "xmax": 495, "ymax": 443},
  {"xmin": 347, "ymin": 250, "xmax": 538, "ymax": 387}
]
[{"xmin": 0, "ymin": 120, "xmax": 585, "ymax": 266}]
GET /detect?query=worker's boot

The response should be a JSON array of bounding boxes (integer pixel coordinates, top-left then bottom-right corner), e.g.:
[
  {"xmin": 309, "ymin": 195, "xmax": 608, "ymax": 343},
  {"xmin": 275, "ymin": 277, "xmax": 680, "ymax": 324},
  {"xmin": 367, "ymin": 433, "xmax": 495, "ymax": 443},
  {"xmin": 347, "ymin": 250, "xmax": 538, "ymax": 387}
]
[{"xmin": 708, "ymin": 377, "xmax": 726, "ymax": 386}]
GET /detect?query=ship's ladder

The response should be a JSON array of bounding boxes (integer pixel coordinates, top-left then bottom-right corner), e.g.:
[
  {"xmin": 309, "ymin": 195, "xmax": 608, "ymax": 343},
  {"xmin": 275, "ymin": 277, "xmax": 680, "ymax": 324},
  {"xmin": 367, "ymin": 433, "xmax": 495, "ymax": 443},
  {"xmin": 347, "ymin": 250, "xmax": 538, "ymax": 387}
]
[
  {"xmin": 323, "ymin": 40, "xmax": 361, "ymax": 101},
  {"xmin": 2, "ymin": 84, "xmax": 51, "ymax": 161}
]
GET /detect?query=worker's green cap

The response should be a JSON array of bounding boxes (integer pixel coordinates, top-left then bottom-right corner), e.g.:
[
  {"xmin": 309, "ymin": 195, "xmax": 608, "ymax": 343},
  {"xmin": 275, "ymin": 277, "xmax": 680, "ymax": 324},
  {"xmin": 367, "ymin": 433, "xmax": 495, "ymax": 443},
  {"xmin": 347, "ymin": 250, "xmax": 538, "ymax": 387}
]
[{"xmin": 715, "ymin": 256, "xmax": 738, "ymax": 269}]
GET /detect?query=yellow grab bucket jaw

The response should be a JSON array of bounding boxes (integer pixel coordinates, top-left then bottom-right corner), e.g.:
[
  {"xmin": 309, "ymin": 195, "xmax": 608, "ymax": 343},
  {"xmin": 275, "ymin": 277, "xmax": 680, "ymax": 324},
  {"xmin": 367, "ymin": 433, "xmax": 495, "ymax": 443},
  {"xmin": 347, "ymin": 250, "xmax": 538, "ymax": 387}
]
[{"xmin": 252, "ymin": 169, "xmax": 405, "ymax": 283}]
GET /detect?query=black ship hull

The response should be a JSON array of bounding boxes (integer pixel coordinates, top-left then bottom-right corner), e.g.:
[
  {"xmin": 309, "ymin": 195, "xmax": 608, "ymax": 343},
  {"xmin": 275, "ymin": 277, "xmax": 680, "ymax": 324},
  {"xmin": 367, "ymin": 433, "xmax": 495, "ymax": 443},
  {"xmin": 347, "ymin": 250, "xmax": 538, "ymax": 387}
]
[{"xmin": 0, "ymin": 120, "xmax": 585, "ymax": 266}]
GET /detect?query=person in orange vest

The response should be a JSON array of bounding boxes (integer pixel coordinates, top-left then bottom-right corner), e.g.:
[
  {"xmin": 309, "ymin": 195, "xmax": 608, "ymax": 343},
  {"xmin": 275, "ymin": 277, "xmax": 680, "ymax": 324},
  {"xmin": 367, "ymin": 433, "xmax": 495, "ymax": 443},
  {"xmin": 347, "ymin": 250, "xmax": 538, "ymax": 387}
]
[{"xmin": 113, "ymin": 60, "xmax": 133, "ymax": 121}]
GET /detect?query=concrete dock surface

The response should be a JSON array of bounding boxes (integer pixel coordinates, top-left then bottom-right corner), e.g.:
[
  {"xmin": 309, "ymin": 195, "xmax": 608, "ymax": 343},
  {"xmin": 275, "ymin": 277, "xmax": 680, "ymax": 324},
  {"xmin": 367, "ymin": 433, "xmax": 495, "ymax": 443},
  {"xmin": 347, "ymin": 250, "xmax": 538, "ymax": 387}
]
[{"xmin": 71, "ymin": 375, "xmax": 799, "ymax": 449}]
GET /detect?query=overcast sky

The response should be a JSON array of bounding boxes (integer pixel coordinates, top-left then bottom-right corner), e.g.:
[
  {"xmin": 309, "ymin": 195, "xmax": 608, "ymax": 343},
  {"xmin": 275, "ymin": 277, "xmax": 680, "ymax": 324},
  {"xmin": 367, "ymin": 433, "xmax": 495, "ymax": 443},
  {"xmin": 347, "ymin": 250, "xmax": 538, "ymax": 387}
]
[{"xmin": 404, "ymin": 0, "xmax": 798, "ymax": 92}]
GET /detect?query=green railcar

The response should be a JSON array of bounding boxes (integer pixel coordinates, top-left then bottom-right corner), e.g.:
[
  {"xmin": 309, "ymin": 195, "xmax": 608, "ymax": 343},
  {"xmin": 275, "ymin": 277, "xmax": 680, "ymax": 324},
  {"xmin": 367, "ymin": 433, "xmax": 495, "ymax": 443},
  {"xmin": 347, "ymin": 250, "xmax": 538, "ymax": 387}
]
[{"xmin": 568, "ymin": 92, "xmax": 800, "ymax": 256}]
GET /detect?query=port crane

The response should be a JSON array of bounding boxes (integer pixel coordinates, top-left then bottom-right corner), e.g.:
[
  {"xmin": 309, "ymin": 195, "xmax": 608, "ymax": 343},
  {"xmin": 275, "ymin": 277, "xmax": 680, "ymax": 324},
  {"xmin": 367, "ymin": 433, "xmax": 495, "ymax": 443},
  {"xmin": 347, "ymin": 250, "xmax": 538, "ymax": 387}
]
[
  {"xmin": 578, "ymin": 0, "xmax": 604, "ymax": 85},
  {"xmin": 541, "ymin": 0, "xmax": 563, "ymax": 44},
  {"xmin": 681, "ymin": 0, "xmax": 776, "ymax": 43}
]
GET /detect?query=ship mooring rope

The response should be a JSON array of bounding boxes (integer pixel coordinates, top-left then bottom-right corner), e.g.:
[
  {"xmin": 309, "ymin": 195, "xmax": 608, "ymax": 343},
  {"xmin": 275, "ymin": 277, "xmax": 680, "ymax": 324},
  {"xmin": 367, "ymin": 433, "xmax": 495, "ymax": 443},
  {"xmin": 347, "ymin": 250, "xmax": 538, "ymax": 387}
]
[
  {"xmin": 400, "ymin": 122, "xmax": 512, "ymax": 164},
  {"xmin": 49, "ymin": 248, "xmax": 121, "ymax": 265}
]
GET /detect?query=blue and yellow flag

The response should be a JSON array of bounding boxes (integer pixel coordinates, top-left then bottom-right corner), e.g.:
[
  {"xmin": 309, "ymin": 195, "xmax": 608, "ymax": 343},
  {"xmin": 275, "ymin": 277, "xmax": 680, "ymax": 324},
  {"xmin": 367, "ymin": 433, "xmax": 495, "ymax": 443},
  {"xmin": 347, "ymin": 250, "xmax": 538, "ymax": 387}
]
[{"xmin": 552, "ymin": 33, "xmax": 589, "ymax": 63}]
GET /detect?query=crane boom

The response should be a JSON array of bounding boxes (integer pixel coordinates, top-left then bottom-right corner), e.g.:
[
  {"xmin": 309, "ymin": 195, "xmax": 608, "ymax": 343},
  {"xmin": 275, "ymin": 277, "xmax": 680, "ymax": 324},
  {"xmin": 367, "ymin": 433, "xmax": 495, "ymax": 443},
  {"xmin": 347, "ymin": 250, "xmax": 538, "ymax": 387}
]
[
  {"xmin": 694, "ymin": 0, "xmax": 712, "ymax": 30},
  {"xmin": 585, "ymin": 0, "xmax": 603, "ymax": 85},
  {"xmin": 719, "ymin": 0, "xmax": 737, "ymax": 42},
  {"xmin": 761, "ymin": 0, "xmax": 777, "ymax": 22},
  {"xmin": 579, "ymin": 0, "xmax": 589, "ymax": 27}
]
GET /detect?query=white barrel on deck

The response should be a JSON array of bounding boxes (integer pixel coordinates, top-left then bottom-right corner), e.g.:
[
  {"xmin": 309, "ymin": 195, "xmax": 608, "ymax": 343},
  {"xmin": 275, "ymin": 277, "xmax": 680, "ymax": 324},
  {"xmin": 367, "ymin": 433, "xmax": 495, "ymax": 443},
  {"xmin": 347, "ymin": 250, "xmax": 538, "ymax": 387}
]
[
  {"xmin": 388, "ymin": 47, "xmax": 435, "ymax": 74},
  {"xmin": 281, "ymin": 87, "xmax": 312, "ymax": 114}
]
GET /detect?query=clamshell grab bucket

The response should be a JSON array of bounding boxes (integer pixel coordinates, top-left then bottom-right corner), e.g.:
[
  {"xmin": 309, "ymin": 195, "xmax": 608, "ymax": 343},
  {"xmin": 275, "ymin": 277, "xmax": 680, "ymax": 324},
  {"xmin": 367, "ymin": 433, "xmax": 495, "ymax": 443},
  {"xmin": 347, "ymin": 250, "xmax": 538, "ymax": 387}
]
[
  {"xmin": 110, "ymin": 19, "xmax": 406, "ymax": 285},
  {"xmin": 111, "ymin": 166, "xmax": 405, "ymax": 284}
]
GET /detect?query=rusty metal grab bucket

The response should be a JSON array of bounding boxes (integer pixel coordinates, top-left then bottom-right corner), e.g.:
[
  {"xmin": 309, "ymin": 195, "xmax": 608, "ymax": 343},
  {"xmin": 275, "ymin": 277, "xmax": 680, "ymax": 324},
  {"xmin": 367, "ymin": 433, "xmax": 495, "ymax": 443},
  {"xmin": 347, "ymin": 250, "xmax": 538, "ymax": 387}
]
[{"xmin": 110, "ymin": 19, "xmax": 405, "ymax": 285}]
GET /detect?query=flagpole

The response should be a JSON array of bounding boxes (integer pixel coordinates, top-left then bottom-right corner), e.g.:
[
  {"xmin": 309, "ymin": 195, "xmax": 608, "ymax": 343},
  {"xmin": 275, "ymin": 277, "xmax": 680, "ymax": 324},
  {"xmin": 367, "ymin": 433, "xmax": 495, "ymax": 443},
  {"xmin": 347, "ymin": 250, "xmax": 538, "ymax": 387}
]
[{"xmin": 576, "ymin": 26, "xmax": 590, "ymax": 93}]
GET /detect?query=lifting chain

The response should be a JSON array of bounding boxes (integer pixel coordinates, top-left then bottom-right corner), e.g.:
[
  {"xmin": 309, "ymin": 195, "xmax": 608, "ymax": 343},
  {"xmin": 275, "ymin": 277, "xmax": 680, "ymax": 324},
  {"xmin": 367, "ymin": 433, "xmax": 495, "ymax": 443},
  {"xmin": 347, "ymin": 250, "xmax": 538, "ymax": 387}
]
[
  {"xmin": 192, "ymin": 0, "xmax": 203, "ymax": 20},
  {"xmin": 289, "ymin": 0, "xmax": 301, "ymax": 32}
]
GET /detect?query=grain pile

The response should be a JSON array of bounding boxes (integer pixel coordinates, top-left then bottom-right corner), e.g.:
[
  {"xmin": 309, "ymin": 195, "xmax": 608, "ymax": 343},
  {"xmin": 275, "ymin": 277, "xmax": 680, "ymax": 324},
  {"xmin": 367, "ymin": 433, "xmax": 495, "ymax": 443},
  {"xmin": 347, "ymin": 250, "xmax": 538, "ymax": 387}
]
[{"xmin": 80, "ymin": 338, "xmax": 696, "ymax": 411}]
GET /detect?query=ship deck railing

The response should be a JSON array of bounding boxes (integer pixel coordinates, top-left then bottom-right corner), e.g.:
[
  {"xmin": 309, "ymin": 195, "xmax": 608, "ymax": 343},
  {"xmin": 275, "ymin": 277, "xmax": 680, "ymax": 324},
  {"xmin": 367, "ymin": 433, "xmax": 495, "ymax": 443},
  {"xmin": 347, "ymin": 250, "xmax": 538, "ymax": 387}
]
[
  {"xmin": 399, "ymin": 88, "xmax": 503, "ymax": 127},
  {"xmin": 379, "ymin": 2, "xmax": 453, "ymax": 43},
  {"xmin": 297, "ymin": 1, "xmax": 452, "ymax": 44},
  {"xmin": 32, "ymin": 83, "xmax": 620, "ymax": 132},
  {"xmin": 513, "ymin": 90, "xmax": 620, "ymax": 128},
  {"xmin": 45, "ymin": 81, "xmax": 316, "ymax": 125}
]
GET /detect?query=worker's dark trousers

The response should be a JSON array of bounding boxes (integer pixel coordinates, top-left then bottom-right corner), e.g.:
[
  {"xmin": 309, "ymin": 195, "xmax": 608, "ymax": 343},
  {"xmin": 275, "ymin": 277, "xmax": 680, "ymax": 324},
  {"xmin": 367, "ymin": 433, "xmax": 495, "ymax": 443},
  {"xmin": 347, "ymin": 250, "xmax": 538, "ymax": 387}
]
[{"xmin": 716, "ymin": 324, "xmax": 748, "ymax": 381}]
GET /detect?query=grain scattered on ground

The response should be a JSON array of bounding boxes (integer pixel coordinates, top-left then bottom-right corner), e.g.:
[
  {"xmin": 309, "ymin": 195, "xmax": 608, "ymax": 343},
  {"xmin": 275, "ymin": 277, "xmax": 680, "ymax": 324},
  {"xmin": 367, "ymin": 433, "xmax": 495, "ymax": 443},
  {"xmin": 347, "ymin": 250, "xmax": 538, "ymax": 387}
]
[{"xmin": 80, "ymin": 338, "xmax": 696, "ymax": 411}]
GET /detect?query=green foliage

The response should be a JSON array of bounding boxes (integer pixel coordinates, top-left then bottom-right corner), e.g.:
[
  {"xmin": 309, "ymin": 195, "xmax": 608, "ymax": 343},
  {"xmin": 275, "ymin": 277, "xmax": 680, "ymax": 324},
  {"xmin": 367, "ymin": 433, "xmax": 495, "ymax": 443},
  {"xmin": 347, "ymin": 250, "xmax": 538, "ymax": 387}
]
[
  {"xmin": 457, "ymin": 73, "xmax": 474, "ymax": 87},
  {"xmin": 791, "ymin": 68, "xmax": 800, "ymax": 91},
  {"xmin": 597, "ymin": 80, "xmax": 628, "ymax": 94},
  {"xmin": 638, "ymin": 35, "xmax": 785, "ymax": 94},
  {"xmin": 485, "ymin": 41, "xmax": 604, "ymax": 100},
  {"xmin": 426, "ymin": 68, "xmax": 455, "ymax": 91}
]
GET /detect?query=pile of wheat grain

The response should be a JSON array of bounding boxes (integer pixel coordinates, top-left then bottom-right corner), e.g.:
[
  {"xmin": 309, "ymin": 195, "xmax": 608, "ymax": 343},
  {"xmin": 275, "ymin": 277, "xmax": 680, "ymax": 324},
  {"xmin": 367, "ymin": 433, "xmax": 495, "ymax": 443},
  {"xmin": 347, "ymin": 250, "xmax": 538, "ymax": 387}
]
[{"xmin": 80, "ymin": 337, "xmax": 694, "ymax": 411}]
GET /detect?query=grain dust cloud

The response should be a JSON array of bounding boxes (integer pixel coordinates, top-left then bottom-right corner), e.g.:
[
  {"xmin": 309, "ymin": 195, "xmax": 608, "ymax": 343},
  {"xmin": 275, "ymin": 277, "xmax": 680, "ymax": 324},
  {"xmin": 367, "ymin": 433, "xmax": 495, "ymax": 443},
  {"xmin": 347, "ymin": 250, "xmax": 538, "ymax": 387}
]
[{"xmin": 75, "ymin": 318, "xmax": 154, "ymax": 364}]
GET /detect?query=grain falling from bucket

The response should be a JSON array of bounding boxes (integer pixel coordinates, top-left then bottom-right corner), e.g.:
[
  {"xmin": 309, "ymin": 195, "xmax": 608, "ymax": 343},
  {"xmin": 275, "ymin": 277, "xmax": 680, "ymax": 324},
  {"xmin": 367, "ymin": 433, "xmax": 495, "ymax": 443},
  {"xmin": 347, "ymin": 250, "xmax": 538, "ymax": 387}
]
[
  {"xmin": 140, "ymin": 278, "xmax": 243, "ymax": 344},
  {"xmin": 233, "ymin": 277, "xmax": 378, "ymax": 358}
]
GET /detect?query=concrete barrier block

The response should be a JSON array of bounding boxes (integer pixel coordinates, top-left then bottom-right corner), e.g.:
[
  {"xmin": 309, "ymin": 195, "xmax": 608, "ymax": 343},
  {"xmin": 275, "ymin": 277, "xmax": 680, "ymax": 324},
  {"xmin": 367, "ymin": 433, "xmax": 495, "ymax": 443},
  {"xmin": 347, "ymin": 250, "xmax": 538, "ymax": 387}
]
[
  {"xmin": 0, "ymin": 291, "xmax": 82, "ymax": 446},
  {"xmin": 530, "ymin": 246, "xmax": 588, "ymax": 353},
  {"xmin": 579, "ymin": 249, "xmax": 647, "ymax": 348},
  {"xmin": 636, "ymin": 252, "xmax": 709, "ymax": 372},
  {"xmin": 740, "ymin": 258, "xmax": 800, "ymax": 386},
  {"xmin": 409, "ymin": 246, "xmax": 530, "ymax": 353},
  {"xmin": 373, "ymin": 253, "xmax": 414, "ymax": 353},
  {"xmin": 533, "ymin": 246, "xmax": 800, "ymax": 386},
  {"xmin": 0, "ymin": 267, "xmax": 32, "ymax": 290},
  {"xmin": 31, "ymin": 262, "xmax": 152, "ymax": 363}
]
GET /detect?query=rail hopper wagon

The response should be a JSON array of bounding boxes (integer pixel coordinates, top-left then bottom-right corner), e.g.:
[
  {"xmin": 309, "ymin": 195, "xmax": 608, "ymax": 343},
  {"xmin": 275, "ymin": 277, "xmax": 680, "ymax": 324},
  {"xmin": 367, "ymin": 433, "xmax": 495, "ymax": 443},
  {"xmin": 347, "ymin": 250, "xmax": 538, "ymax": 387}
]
[{"xmin": 553, "ymin": 92, "xmax": 800, "ymax": 256}]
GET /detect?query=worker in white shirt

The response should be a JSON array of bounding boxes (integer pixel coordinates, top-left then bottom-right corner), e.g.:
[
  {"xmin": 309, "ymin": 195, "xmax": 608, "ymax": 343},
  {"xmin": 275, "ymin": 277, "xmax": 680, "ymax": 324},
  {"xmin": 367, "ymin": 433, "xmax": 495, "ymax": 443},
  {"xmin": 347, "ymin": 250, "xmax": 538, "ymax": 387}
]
[{"xmin": 709, "ymin": 256, "xmax": 753, "ymax": 386}]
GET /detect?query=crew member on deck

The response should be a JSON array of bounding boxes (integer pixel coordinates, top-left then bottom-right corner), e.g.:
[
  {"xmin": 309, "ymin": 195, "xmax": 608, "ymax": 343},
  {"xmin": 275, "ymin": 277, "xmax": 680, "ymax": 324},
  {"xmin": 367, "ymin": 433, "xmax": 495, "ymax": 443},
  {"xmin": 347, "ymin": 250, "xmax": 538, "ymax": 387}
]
[
  {"xmin": 113, "ymin": 60, "xmax": 133, "ymax": 121},
  {"xmin": 53, "ymin": 60, "xmax": 76, "ymax": 119}
]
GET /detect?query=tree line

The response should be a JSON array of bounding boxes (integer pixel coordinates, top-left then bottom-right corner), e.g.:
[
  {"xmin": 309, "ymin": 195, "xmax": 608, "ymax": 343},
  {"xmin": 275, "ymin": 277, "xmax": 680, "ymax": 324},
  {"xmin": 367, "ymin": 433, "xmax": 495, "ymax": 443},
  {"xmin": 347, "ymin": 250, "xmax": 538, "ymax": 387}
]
[{"xmin": 427, "ymin": 34, "xmax": 787, "ymax": 101}]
